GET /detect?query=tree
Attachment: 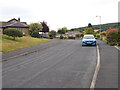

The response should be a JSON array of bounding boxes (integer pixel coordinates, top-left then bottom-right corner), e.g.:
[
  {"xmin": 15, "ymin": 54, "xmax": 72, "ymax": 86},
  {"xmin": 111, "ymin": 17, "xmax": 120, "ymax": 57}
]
[
  {"xmin": 79, "ymin": 29, "xmax": 83, "ymax": 33},
  {"xmin": 29, "ymin": 23, "xmax": 42, "ymax": 35},
  {"xmin": 31, "ymin": 31, "xmax": 40, "ymax": 38},
  {"xmin": 49, "ymin": 30, "xmax": 57, "ymax": 37},
  {"xmin": 84, "ymin": 27, "xmax": 94, "ymax": 34},
  {"xmin": 70, "ymin": 28, "xmax": 78, "ymax": 31},
  {"xmin": 75, "ymin": 33, "xmax": 81, "ymax": 38},
  {"xmin": 80, "ymin": 33, "xmax": 84, "ymax": 37},
  {"xmin": 40, "ymin": 21, "xmax": 49, "ymax": 33},
  {"xmin": 88, "ymin": 23, "xmax": 93, "ymax": 28},
  {"xmin": 58, "ymin": 27, "xmax": 67, "ymax": 35},
  {"xmin": 3, "ymin": 28, "xmax": 23, "ymax": 40},
  {"xmin": 106, "ymin": 32, "xmax": 118, "ymax": 45},
  {"xmin": 84, "ymin": 23, "xmax": 94, "ymax": 35}
]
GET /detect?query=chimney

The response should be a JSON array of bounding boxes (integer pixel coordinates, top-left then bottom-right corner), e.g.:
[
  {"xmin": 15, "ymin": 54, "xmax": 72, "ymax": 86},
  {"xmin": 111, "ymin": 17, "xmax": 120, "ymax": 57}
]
[{"xmin": 18, "ymin": 18, "xmax": 20, "ymax": 22}]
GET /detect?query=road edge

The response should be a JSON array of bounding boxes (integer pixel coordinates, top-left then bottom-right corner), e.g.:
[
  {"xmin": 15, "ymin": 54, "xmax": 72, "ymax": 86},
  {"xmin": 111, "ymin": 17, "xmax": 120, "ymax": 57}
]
[
  {"xmin": 90, "ymin": 45, "xmax": 100, "ymax": 89},
  {"xmin": 114, "ymin": 46, "xmax": 120, "ymax": 50},
  {"xmin": 1, "ymin": 41, "xmax": 61, "ymax": 62}
]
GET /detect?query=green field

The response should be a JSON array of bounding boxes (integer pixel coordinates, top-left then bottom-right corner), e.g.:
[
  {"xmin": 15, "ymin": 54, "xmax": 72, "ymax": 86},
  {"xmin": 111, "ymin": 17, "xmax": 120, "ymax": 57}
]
[{"xmin": 1, "ymin": 35, "xmax": 51, "ymax": 53}]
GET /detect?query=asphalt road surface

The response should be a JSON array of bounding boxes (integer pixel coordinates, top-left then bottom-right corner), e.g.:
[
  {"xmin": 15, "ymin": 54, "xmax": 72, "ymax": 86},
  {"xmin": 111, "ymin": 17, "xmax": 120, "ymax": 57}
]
[
  {"xmin": 2, "ymin": 40, "xmax": 97, "ymax": 88},
  {"xmin": 95, "ymin": 40, "xmax": 118, "ymax": 88}
]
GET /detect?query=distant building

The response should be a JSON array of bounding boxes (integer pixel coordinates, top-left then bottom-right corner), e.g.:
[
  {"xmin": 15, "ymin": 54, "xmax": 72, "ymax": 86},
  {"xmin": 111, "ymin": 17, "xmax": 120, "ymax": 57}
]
[
  {"xmin": 65, "ymin": 31, "xmax": 80, "ymax": 37},
  {"xmin": 0, "ymin": 18, "xmax": 29, "ymax": 35}
]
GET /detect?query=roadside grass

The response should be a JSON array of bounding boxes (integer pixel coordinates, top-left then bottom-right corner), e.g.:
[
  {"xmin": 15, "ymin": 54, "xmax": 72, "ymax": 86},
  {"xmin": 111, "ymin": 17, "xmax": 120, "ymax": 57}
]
[{"xmin": 2, "ymin": 35, "xmax": 51, "ymax": 53}]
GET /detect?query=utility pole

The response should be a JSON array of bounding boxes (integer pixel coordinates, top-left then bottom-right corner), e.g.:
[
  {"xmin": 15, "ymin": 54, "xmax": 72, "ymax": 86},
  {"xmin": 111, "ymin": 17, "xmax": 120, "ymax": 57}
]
[{"xmin": 96, "ymin": 16, "xmax": 102, "ymax": 40}]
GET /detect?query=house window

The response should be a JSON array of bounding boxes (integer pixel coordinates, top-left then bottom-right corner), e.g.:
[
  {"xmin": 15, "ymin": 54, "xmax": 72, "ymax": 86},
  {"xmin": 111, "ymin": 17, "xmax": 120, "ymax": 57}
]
[{"xmin": 16, "ymin": 28, "xmax": 22, "ymax": 31}]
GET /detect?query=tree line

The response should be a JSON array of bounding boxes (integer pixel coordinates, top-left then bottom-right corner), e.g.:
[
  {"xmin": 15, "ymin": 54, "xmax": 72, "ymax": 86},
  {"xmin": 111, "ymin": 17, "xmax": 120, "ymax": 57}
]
[{"xmin": 70, "ymin": 22, "xmax": 118, "ymax": 33}]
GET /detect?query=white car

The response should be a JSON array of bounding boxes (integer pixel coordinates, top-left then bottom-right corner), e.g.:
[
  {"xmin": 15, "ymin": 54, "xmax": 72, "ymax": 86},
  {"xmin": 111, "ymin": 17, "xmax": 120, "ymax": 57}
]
[{"xmin": 82, "ymin": 34, "xmax": 96, "ymax": 46}]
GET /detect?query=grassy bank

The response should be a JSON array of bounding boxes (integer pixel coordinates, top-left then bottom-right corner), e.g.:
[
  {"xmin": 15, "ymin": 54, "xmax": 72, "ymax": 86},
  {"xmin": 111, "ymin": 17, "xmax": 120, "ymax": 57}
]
[{"xmin": 1, "ymin": 35, "xmax": 51, "ymax": 53}]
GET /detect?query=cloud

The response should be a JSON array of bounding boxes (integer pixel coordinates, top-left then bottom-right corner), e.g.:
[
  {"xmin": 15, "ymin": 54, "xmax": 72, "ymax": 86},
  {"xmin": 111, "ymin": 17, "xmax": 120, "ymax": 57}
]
[
  {"xmin": 1, "ymin": 6, "xmax": 32, "ymax": 17},
  {"xmin": 0, "ymin": 0, "xmax": 119, "ymax": 30}
]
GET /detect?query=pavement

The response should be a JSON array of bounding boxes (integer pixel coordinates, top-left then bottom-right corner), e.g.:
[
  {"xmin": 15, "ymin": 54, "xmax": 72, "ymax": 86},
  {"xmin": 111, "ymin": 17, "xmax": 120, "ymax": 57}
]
[
  {"xmin": 95, "ymin": 40, "xmax": 118, "ymax": 89},
  {"xmin": 2, "ymin": 40, "xmax": 97, "ymax": 88}
]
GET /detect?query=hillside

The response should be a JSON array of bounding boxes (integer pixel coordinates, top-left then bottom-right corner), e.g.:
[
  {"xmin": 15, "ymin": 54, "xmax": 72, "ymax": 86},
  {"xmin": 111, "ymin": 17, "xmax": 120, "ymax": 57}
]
[{"xmin": 70, "ymin": 22, "xmax": 118, "ymax": 33}]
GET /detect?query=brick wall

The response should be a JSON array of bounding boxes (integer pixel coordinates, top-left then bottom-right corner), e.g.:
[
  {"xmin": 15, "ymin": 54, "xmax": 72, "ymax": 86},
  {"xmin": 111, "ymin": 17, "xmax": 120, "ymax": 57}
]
[{"xmin": 21, "ymin": 28, "xmax": 29, "ymax": 35}]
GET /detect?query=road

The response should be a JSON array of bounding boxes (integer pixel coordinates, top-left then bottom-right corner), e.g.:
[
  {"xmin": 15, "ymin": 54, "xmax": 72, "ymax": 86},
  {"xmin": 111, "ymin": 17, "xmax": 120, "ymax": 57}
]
[
  {"xmin": 95, "ymin": 40, "xmax": 118, "ymax": 88},
  {"xmin": 2, "ymin": 40, "xmax": 97, "ymax": 88}
]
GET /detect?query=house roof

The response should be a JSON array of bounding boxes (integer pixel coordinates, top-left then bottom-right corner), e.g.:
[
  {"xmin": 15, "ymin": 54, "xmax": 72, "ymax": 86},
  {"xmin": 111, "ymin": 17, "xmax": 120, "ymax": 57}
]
[
  {"xmin": 6, "ymin": 22, "xmax": 28, "ymax": 27},
  {"xmin": 0, "ymin": 18, "xmax": 28, "ymax": 28},
  {"xmin": 8, "ymin": 18, "xmax": 18, "ymax": 22}
]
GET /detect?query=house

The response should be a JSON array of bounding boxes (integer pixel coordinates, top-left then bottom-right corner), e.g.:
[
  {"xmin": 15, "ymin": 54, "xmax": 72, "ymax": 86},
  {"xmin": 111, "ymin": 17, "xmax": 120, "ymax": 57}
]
[
  {"xmin": 0, "ymin": 18, "xmax": 29, "ymax": 35},
  {"xmin": 65, "ymin": 31, "xmax": 80, "ymax": 37}
]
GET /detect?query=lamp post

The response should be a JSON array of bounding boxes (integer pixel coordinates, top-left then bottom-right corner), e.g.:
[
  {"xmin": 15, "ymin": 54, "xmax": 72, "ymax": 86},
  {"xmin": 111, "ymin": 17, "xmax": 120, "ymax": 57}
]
[{"xmin": 96, "ymin": 15, "xmax": 102, "ymax": 40}]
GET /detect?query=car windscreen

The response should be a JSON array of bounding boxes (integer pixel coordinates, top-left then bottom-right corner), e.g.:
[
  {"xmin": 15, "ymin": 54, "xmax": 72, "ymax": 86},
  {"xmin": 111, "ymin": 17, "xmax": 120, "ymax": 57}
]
[{"xmin": 83, "ymin": 36, "xmax": 95, "ymax": 39}]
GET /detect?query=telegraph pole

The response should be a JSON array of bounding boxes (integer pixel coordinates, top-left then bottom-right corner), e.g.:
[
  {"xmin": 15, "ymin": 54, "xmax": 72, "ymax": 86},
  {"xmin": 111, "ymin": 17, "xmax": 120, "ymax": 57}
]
[{"xmin": 96, "ymin": 16, "xmax": 102, "ymax": 40}]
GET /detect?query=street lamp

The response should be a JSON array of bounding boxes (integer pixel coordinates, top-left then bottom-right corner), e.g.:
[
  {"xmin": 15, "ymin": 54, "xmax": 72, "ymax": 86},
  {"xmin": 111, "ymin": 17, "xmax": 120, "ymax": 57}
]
[{"xmin": 96, "ymin": 15, "xmax": 102, "ymax": 40}]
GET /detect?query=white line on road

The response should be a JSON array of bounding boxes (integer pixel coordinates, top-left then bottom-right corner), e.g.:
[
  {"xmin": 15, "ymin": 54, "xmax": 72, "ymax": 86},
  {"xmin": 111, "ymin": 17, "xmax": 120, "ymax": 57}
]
[{"xmin": 90, "ymin": 45, "xmax": 100, "ymax": 89}]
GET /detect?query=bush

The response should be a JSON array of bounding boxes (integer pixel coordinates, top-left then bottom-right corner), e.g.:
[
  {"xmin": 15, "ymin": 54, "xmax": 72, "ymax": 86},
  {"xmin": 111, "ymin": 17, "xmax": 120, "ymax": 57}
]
[
  {"xmin": 118, "ymin": 32, "xmax": 120, "ymax": 46},
  {"xmin": 107, "ymin": 42, "xmax": 117, "ymax": 46},
  {"xmin": 102, "ymin": 37, "xmax": 106, "ymax": 41},
  {"xmin": 106, "ymin": 32, "xmax": 118, "ymax": 46},
  {"xmin": 3, "ymin": 28, "xmax": 23, "ymax": 40},
  {"xmin": 60, "ymin": 35, "xmax": 64, "ymax": 39},
  {"xmin": 64, "ymin": 37, "xmax": 68, "ymax": 39},
  {"xmin": 75, "ymin": 34, "xmax": 81, "ymax": 38},
  {"xmin": 95, "ymin": 34, "xmax": 100, "ymax": 39},
  {"xmin": 117, "ymin": 40, "xmax": 120, "ymax": 46},
  {"xmin": 68, "ymin": 36, "xmax": 75, "ymax": 39},
  {"xmin": 31, "ymin": 31, "xmax": 40, "ymax": 38},
  {"xmin": 80, "ymin": 33, "xmax": 84, "ymax": 37}
]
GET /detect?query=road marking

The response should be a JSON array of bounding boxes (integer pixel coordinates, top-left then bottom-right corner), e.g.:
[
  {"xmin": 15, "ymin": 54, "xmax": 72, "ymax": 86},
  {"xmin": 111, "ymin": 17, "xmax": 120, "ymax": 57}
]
[{"xmin": 90, "ymin": 45, "xmax": 100, "ymax": 89}]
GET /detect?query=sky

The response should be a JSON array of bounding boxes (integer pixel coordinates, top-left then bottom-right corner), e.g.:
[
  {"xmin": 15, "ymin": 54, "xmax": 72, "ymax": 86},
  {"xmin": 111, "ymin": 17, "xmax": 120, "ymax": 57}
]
[{"xmin": 0, "ymin": 0, "xmax": 119, "ymax": 31}]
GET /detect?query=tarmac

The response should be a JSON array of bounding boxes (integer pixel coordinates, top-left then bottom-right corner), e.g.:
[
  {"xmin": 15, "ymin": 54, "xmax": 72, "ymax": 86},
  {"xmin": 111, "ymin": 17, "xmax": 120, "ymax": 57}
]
[
  {"xmin": 2, "ymin": 40, "xmax": 119, "ymax": 89},
  {"xmin": 95, "ymin": 40, "xmax": 118, "ymax": 89}
]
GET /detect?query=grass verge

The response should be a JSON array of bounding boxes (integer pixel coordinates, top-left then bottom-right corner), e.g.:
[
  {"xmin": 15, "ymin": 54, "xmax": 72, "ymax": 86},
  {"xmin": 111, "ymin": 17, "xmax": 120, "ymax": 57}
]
[{"xmin": 1, "ymin": 35, "xmax": 51, "ymax": 53}]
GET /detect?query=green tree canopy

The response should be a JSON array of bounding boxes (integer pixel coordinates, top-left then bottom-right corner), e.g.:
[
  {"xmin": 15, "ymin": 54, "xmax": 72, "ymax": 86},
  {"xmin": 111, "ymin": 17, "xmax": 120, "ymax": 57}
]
[
  {"xmin": 75, "ymin": 33, "xmax": 81, "ymax": 38},
  {"xmin": 58, "ymin": 27, "xmax": 67, "ymax": 35},
  {"xmin": 31, "ymin": 31, "xmax": 40, "ymax": 38},
  {"xmin": 84, "ymin": 23, "xmax": 94, "ymax": 35},
  {"xmin": 29, "ymin": 23, "xmax": 42, "ymax": 35},
  {"xmin": 84, "ymin": 27, "xmax": 94, "ymax": 34},
  {"xmin": 88, "ymin": 23, "xmax": 93, "ymax": 28}
]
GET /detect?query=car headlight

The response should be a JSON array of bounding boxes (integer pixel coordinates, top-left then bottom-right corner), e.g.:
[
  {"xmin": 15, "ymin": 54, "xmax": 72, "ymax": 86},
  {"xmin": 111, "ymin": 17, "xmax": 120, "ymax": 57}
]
[{"xmin": 82, "ymin": 41, "xmax": 86, "ymax": 43}]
